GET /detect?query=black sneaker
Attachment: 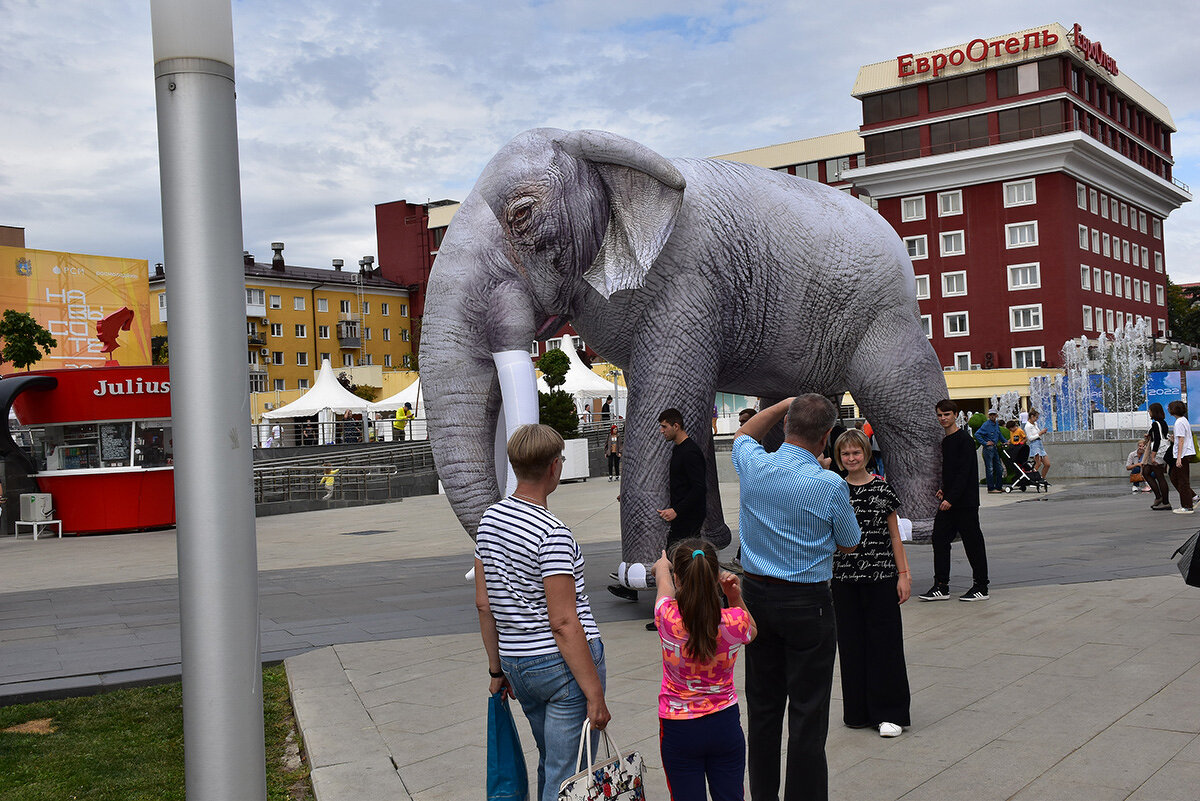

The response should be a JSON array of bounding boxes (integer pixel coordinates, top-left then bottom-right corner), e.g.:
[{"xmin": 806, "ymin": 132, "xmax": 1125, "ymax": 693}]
[
  {"xmin": 917, "ymin": 585, "xmax": 951, "ymax": 601},
  {"xmin": 960, "ymin": 585, "xmax": 990, "ymax": 602},
  {"xmin": 607, "ymin": 584, "xmax": 639, "ymax": 601}
]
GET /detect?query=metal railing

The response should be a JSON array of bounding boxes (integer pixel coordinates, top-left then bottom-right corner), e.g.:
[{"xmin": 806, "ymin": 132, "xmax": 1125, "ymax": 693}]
[{"xmin": 253, "ymin": 464, "xmax": 403, "ymax": 504}]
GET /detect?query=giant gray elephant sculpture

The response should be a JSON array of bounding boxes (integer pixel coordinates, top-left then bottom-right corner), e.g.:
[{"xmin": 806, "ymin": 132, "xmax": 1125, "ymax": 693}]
[{"xmin": 421, "ymin": 128, "xmax": 948, "ymax": 581}]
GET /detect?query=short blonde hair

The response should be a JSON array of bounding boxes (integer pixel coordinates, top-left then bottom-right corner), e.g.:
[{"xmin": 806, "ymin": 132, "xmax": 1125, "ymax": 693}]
[
  {"xmin": 507, "ymin": 424, "xmax": 565, "ymax": 480},
  {"xmin": 833, "ymin": 428, "xmax": 871, "ymax": 471}
]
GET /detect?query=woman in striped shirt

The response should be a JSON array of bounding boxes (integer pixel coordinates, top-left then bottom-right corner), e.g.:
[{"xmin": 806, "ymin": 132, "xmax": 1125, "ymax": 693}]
[{"xmin": 475, "ymin": 424, "xmax": 610, "ymax": 801}]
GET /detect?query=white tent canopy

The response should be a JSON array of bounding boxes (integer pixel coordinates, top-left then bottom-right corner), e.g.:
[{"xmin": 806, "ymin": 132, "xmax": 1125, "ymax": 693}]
[
  {"xmin": 370, "ymin": 378, "xmax": 423, "ymax": 413},
  {"xmin": 262, "ymin": 358, "xmax": 373, "ymax": 418},
  {"xmin": 545, "ymin": 334, "xmax": 627, "ymax": 418}
]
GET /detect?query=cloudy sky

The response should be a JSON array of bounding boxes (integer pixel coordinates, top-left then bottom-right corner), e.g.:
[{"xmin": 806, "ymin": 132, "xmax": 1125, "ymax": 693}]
[{"xmin": 3, "ymin": 0, "xmax": 1200, "ymax": 280}]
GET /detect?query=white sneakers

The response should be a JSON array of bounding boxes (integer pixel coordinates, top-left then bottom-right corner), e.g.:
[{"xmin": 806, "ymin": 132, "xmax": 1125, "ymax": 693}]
[
  {"xmin": 878, "ymin": 722, "xmax": 903, "ymax": 737},
  {"xmin": 1172, "ymin": 508, "xmax": 1195, "ymax": 515}
]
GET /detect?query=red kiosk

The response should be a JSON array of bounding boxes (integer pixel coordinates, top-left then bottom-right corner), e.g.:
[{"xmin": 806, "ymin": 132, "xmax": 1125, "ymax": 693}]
[{"xmin": 1, "ymin": 365, "xmax": 175, "ymax": 534}]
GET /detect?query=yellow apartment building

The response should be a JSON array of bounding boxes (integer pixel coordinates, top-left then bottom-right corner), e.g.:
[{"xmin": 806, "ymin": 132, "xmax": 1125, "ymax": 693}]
[{"xmin": 148, "ymin": 245, "xmax": 413, "ymax": 398}]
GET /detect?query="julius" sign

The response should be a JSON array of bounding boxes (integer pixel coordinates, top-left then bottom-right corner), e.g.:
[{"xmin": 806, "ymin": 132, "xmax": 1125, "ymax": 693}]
[{"xmin": 93, "ymin": 377, "xmax": 172, "ymax": 397}]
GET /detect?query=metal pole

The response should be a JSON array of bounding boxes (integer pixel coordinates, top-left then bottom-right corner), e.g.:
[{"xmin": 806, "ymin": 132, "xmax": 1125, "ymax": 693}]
[{"xmin": 150, "ymin": 2, "xmax": 267, "ymax": 798}]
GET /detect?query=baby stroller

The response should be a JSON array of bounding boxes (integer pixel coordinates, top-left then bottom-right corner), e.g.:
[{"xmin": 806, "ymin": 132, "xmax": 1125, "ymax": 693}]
[{"xmin": 999, "ymin": 442, "xmax": 1049, "ymax": 493}]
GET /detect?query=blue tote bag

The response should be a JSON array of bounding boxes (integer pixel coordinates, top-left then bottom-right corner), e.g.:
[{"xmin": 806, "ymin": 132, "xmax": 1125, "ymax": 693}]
[{"xmin": 487, "ymin": 691, "xmax": 529, "ymax": 801}]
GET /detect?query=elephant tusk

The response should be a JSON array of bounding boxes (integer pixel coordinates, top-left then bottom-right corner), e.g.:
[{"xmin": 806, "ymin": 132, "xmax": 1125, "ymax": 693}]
[{"xmin": 493, "ymin": 350, "xmax": 541, "ymax": 495}]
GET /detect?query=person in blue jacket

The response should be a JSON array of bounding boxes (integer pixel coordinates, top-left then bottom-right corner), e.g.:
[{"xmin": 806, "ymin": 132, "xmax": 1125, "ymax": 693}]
[{"xmin": 975, "ymin": 409, "xmax": 1005, "ymax": 494}]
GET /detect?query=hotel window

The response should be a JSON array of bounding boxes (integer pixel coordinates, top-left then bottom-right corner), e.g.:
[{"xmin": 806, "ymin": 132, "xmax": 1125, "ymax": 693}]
[
  {"xmin": 295, "ymin": 324, "xmax": 306, "ymax": 338},
  {"xmin": 1126, "ymin": 312, "xmax": 1134, "ymax": 328},
  {"xmin": 940, "ymin": 231, "xmax": 965, "ymax": 257},
  {"xmin": 929, "ymin": 114, "xmax": 989, "ymax": 154},
  {"xmin": 381, "ymin": 302, "xmax": 389, "ymax": 316},
  {"xmin": 1104, "ymin": 271, "xmax": 1114, "ymax": 294},
  {"xmin": 1132, "ymin": 246, "xmax": 1140, "ymax": 267},
  {"xmin": 1157, "ymin": 286, "xmax": 1165, "ymax": 305},
  {"xmin": 1012, "ymin": 347, "xmax": 1045, "ymax": 369},
  {"xmin": 319, "ymin": 352, "xmax": 330, "ymax": 363},
  {"xmin": 1111, "ymin": 197, "xmax": 1119, "ymax": 220},
  {"xmin": 296, "ymin": 352, "xmax": 308, "ymax": 367},
  {"xmin": 1114, "ymin": 276, "xmax": 1122, "ymax": 298},
  {"xmin": 1104, "ymin": 309, "xmax": 1114, "ymax": 331},
  {"xmin": 904, "ymin": 236, "xmax": 927, "ymax": 260},
  {"xmin": 1139, "ymin": 211, "xmax": 1147, "ymax": 233},
  {"xmin": 246, "ymin": 288, "xmax": 264, "ymax": 306},
  {"xmin": 364, "ymin": 327, "xmax": 371, "ymax": 340},
  {"xmin": 269, "ymin": 294, "xmax": 281, "ymax": 309},
  {"xmin": 317, "ymin": 298, "xmax": 328, "ymax": 313},
  {"xmin": 318, "ymin": 325, "xmax": 329, "ymax": 339},
  {"xmin": 270, "ymin": 323, "xmax": 282, "ymax": 337},
  {"xmin": 1078, "ymin": 225, "xmax": 1090, "ymax": 249},
  {"xmin": 1006, "ymin": 222, "xmax": 1038, "ymax": 249},
  {"xmin": 1089, "ymin": 189, "xmax": 1099, "ymax": 214},
  {"xmin": 1158, "ymin": 318, "xmax": 1167, "ymax": 336},
  {"xmin": 1141, "ymin": 247, "xmax": 1149, "ymax": 269},
  {"xmin": 1125, "ymin": 276, "xmax": 1133, "ymax": 298},
  {"xmin": 401, "ymin": 329, "xmax": 411, "ymax": 342},
  {"xmin": 249, "ymin": 373, "xmax": 266, "ymax": 393},
  {"xmin": 1122, "ymin": 241, "xmax": 1131, "ymax": 263},
  {"xmin": 400, "ymin": 304, "xmax": 409, "ymax": 317},
  {"xmin": 1090, "ymin": 229, "xmax": 1100, "ymax": 254},
  {"xmin": 921, "ymin": 315, "xmax": 932, "ymax": 339},
  {"xmin": 1008, "ymin": 263, "xmax": 1040, "ymax": 290},
  {"xmin": 1102, "ymin": 233, "xmax": 1111, "ymax": 258},
  {"xmin": 1120, "ymin": 203, "xmax": 1129, "ymax": 226},
  {"xmin": 1010, "ymin": 304, "xmax": 1042, "ymax": 331},
  {"xmin": 383, "ymin": 328, "xmax": 391, "ymax": 341},
  {"xmin": 1154, "ymin": 252, "xmax": 1163, "ymax": 273},
  {"xmin": 343, "ymin": 354, "xmax": 354, "ymax": 367},
  {"xmin": 294, "ymin": 297, "xmax": 305, "ymax": 311},
  {"xmin": 272, "ymin": 351, "xmax": 284, "ymax": 365},
  {"xmin": 796, "ymin": 162, "xmax": 820, "ymax": 180},
  {"xmin": 942, "ymin": 271, "xmax": 967, "ymax": 297},
  {"xmin": 862, "ymin": 87, "xmax": 918, "ymax": 123},
  {"xmin": 339, "ymin": 299, "xmax": 351, "ymax": 314},
  {"xmin": 1094, "ymin": 267, "xmax": 1102, "ymax": 290},
  {"xmin": 901, "ymin": 196, "xmax": 925, "ymax": 222},
  {"xmin": 943, "ymin": 312, "xmax": 969, "ymax": 337},
  {"xmin": 297, "ymin": 379, "xmax": 309, "ymax": 390},
  {"xmin": 1076, "ymin": 183, "xmax": 1087, "ymax": 209},
  {"xmin": 1080, "ymin": 265, "xmax": 1091, "ymax": 291},
  {"xmin": 938, "ymin": 190, "xmax": 962, "ymax": 216},
  {"xmin": 914, "ymin": 275, "xmax": 930, "ymax": 300},
  {"xmin": 274, "ymin": 379, "xmax": 285, "ymax": 392},
  {"xmin": 402, "ymin": 354, "xmax": 412, "ymax": 368},
  {"xmin": 1003, "ymin": 179, "xmax": 1036, "ymax": 207},
  {"xmin": 361, "ymin": 355, "xmax": 372, "ymax": 366},
  {"xmin": 953, "ymin": 352, "xmax": 971, "ymax": 371},
  {"xmin": 1083, "ymin": 306, "xmax": 1093, "ymax": 330},
  {"xmin": 927, "ymin": 73, "xmax": 986, "ymax": 111},
  {"xmin": 362, "ymin": 301, "xmax": 370, "ymax": 315},
  {"xmin": 826, "ymin": 157, "xmax": 851, "ymax": 181},
  {"xmin": 1134, "ymin": 281, "xmax": 1142, "ymax": 302},
  {"xmin": 248, "ymin": 349, "xmax": 258, "ymax": 366},
  {"xmin": 1153, "ymin": 219, "xmax": 1162, "ymax": 239},
  {"xmin": 1143, "ymin": 280, "xmax": 1150, "ymax": 301},
  {"xmin": 863, "ymin": 127, "xmax": 920, "ymax": 165},
  {"xmin": 1095, "ymin": 308, "xmax": 1104, "ymax": 331},
  {"xmin": 384, "ymin": 355, "xmax": 392, "ymax": 367},
  {"xmin": 1100, "ymin": 193, "xmax": 1109, "ymax": 218}
]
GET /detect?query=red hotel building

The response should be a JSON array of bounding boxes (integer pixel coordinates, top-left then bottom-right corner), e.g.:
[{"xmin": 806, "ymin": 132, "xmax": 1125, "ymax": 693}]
[{"xmin": 844, "ymin": 22, "xmax": 1190, "ymax": 369}]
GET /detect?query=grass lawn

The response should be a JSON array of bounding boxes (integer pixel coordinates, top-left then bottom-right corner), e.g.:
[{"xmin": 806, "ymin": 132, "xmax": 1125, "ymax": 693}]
[{"xmin": 0, "ymin": 665, "xmax": 311, "ymax": 801}]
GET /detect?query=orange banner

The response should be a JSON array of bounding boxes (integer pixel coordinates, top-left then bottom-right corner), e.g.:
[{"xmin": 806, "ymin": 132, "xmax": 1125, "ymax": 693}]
[{"xmin": 0, "ymin": 246, "xmax": 150, "ymax": 367}]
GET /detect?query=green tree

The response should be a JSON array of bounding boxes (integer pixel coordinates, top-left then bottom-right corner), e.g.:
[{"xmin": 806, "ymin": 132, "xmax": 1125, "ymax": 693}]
[
  {"xmin": 0, "ymin": 309, "xmax": 57, "ymax": 370},
  {"xmin": 1167, "ymin": 280, "xmax": 1200, "ymax": 345},
  {"xmin": 536, "ymin": 349, "xmax": 578, "ymax": 439}
]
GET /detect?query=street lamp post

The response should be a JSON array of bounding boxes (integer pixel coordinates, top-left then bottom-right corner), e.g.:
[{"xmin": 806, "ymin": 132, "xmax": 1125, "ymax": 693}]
[
  {"xmin": 608, "ymin": 368, "xmax": 621, "ymax": 418},
  {"xmin": 150, "ymin": 2, "xmax": 266, "ymax": 798}
]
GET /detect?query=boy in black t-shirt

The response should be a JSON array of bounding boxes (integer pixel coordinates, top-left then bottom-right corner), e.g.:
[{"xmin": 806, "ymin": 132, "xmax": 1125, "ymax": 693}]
[{"xmin": 918, "ymin": 399, "xmax": 990, "ymax": 602}]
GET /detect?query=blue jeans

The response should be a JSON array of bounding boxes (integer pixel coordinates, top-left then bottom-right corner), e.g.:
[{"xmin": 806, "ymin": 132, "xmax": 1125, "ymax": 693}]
[
  {"xmin": 982, "ymin": 444, "xmax": 1003, "ymax": 490},
  {"xmin": 501, "ymin": 638, "xmax": 606, "ymax": 801}
]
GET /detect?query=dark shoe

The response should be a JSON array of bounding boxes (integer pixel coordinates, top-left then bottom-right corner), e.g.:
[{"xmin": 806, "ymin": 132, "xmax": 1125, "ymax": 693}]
[
  {"xmin": 1153, "ymin": 503, "xmax": 1173, "ymax": 511},
  {"xmin": 960, "ymin": 585, "xmax": 990, "ymax": 602},
  {"xmin": 917, "ymin": 585, "xmax": 951, "ymax": 601},
  {"xmin": 607, "ymin": 584, "xmax": 639, "ymax": 601},
  {"xmin": 645, "ymin": 621, "xmax": 658, "ymax": 631}
]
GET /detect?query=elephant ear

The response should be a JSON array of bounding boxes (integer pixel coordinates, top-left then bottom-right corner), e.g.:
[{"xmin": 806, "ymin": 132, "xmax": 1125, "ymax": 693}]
[{"xmin": 557, "ymin": 130, "xmax": 686, "ymax": 299}]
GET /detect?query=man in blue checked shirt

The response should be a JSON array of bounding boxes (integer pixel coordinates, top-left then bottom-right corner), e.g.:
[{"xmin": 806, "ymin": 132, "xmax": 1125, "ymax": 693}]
[
  {"xmin": 732, "ymin": 394, "xmax": 860, "ymax": 801},
  {"xmin": 975, "ymin": 408, "xmax": 1005, "ymax": 494}
]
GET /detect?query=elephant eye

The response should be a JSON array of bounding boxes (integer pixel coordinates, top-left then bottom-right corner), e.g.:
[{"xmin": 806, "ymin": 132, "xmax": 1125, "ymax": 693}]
[{"xmin": 507, "ymin": 197, "xmax": 537, "ymax": 237}]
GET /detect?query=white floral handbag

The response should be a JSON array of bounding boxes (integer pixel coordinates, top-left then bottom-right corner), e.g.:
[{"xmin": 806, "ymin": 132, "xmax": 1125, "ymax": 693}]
[{"xmin": 557, "ymin": 719, "xmax": 646, "ymax": 801}]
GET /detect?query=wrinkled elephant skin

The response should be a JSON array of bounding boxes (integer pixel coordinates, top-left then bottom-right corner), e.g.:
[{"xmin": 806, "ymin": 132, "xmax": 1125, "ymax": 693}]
[{"xmin": 419, "ymin": 128, "xmax": 947, "ymax": 573}]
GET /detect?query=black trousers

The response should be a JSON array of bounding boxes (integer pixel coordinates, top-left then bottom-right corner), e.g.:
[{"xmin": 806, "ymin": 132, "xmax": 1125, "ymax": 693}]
[
  {"xmin": 932, "ymin": 506, "xmax": 988, "ymax": 588},
  {"xmin": 831, "ymin": 578, "xmax": 911, "ymax": 727},
  {"xmin": 743, "ymin": 577, "xmax": 836, "ymax": 801},
  {"xmin": 1145, "ymin": 462, "xmax": 1171, "ymax": 504},
  {"xmin": 1170, "ymin": 460, "xmax": 1195, "ymax": 510},
  {"xmin": 607, "ymin": 453, "xmax": 620, "ymax": 477}
]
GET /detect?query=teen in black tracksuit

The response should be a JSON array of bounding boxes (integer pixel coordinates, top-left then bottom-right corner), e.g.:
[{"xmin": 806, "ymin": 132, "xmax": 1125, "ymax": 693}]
[{"xmin": 920, "ymin": 399, "xmax": 990, "ymax": 602}]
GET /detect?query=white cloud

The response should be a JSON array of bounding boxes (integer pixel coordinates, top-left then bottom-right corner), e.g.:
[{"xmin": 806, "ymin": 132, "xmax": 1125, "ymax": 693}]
[{"xmin": 2, "ymin": 0, "xmax": 1200, "ymax": 283}]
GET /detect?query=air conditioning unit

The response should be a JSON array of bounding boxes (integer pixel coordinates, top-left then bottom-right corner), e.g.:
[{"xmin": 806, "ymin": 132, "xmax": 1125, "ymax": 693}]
[
  {"xmin": 20, "ymin": 493, "xmax": 54, "ymax": 522},
  {"xmin": 969, "ymin": 363, "xmax": 982, "ymax": 370},
  {"xmin": 260, "ymin": 347, "xmax": 270, "ymax": 356},
  {"xmin": 261, "ymin": 317, "xmax": 270, "ymax": 325}
]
